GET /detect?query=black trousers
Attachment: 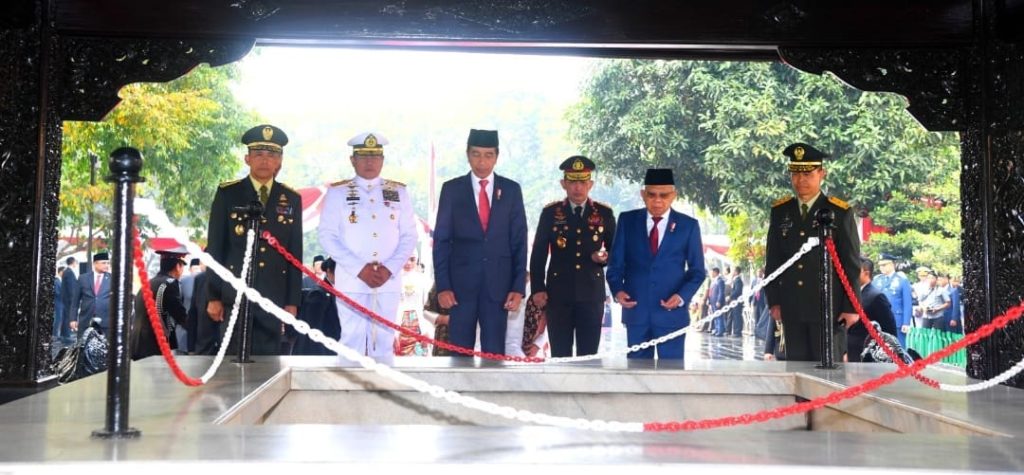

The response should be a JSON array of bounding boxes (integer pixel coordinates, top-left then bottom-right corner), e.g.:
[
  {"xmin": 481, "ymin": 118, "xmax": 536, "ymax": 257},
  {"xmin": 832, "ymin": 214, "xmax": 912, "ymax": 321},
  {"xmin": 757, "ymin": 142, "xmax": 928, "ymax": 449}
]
[{"xmin": 546, "ymin": 298, "xmax": 604, "ymax": 357}]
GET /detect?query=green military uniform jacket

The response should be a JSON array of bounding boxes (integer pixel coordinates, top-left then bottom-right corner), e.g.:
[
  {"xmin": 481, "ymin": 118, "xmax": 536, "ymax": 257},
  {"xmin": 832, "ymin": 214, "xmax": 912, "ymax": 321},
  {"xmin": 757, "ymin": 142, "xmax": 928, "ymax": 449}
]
[
  {"xmin": 206, "ymin": 178, "xmax": 303, "ymax": 354},
  {"xmin": 764, "ymin": 193, "xmax": 860, "ymax": 322},
  {"xmin": 529, "ymin": 199, "xmax": 616, "ymax": 303}
]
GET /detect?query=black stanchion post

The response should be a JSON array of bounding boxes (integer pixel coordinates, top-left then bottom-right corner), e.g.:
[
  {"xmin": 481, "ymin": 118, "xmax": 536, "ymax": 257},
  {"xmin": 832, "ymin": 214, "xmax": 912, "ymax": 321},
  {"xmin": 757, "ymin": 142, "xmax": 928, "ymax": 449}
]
[
  {"xmin": 813, "ymin": 208, "xmax": 838, "ymax": 370},
  {"xmin": 233, "ymin": 201, "xmax": 263, "ymax": 363},
  {"xmin": 92, "ymin": 147, "xmax": 144, "ymax": 439}
]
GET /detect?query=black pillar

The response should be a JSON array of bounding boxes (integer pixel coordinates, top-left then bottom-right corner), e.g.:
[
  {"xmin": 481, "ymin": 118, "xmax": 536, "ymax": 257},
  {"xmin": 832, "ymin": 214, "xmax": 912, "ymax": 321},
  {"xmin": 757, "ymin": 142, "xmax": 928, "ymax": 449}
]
[{"xmin": 0, "ymin": 0, "xmax": 62, "ymax": 386}]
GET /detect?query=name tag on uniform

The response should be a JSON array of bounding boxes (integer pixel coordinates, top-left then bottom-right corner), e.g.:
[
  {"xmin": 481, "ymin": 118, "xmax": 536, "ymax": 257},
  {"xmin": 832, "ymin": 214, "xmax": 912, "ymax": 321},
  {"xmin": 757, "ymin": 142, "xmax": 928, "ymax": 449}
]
[
  {"xmin": 382, "ymin": 189, "xmax": 400, "ymax": 202},
  {"xmin": 276, "ymin": 205, "xmax": 293, "ymax": 216}
]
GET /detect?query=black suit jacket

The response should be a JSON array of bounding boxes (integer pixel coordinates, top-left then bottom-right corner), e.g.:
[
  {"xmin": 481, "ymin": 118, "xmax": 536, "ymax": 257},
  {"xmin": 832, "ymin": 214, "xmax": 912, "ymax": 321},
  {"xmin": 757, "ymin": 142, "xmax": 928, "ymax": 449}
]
[
  {"xmin": 60, "ymin": 267, "xmax": 79, "ymax": 327},
  {"xmin": 848, "ymin": 282, "xmax": 899, "ymax": 361},
  {"xmin": 206, "ymin": 178, "xmax": 303, "ymax": 354},
  {"xmin": 530, "ymin": 199, "xmax": 616, "ymax": 303}
]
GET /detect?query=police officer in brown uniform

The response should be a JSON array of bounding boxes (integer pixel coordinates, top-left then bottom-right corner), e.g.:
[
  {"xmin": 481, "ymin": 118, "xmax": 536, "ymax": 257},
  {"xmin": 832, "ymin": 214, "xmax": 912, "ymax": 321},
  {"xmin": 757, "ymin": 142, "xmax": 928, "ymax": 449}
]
[
  {"xmin": 764, "ymin": 143, "xmax": 860, "ymax": 361},
  {"xmin": 529, "ymin": 156, "xmax": 616, "ymax": 357},
  {"xmin": 205, "ymin": 124, "xmax": 304, "ymax": 355}
]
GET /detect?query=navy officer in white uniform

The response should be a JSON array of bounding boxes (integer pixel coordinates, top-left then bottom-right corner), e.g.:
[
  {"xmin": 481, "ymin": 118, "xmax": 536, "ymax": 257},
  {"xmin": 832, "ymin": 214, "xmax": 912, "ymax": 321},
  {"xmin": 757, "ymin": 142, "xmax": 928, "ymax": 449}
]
[{"xmin": 318, "ymin": 132, "xmax": 418, "ymax": 363}]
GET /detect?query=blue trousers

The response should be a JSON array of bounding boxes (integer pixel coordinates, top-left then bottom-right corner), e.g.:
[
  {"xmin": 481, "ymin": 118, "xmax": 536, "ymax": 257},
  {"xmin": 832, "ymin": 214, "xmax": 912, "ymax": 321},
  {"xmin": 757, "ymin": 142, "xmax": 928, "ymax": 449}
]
[{"xmin": 448, "ymin": 290, "xmax": 508, "ymax": 356}]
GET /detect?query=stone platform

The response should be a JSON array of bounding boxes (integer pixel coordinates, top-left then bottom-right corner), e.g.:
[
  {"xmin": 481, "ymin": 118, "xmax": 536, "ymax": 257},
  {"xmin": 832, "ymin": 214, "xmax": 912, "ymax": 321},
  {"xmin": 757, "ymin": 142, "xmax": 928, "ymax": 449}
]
[{"xmin": 0, "ymin": 355, "xmax": 1022, "ymax": 473}]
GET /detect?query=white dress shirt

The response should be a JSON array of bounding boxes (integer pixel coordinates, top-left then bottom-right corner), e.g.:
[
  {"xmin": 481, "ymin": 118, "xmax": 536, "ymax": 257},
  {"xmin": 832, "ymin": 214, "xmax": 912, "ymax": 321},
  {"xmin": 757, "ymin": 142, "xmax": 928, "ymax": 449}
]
[
  {"xmin": 646, "ymin": 211, "xmax": 669, "ymax": 249},
  {"xmin": 471, "ymin": 172, "xmax": 495, "ymax": 211}
]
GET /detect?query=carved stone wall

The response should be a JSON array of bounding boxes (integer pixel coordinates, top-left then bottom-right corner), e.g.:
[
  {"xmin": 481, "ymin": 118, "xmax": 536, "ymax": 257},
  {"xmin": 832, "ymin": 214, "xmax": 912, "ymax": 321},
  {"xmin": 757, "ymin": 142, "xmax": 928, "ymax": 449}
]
[{"xmin": 0, "ymin": 4, "xmax": 56, "ymax": 383}]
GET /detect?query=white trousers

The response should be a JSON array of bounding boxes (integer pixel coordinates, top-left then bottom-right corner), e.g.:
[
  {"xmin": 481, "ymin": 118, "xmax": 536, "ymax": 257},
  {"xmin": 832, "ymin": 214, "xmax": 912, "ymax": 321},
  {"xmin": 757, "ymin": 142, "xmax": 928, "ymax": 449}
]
[{"xmin": 335, "ymin": 291, "xmax": 398, "ymax": 364}]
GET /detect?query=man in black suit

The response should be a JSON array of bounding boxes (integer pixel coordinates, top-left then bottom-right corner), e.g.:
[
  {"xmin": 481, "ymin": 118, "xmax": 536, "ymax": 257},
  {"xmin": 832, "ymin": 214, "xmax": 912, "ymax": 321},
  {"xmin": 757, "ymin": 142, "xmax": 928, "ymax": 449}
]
[
  {"xmin": 70, "ymin": 252, "xmax": 111, "ymax": 335},
  {"xmin": 843, "ymin": 256, "xmax": 899, "ymax": 362},
  {"xmin": 433, "ymin": 129, "xmax": 528, "ymax": 355},
  {"xmin": 57, "ymin": 256, "xmax": 79, "ymax": 346},
  {"xmin": 725, "ymin": 266, "xmax": 745, "ymax": 336},
  {"xmin": 529, "ymin": 156, "xmax": 616, "ymax": 357},
  {"xmin": 205, "ymin": 124, "xmax": 304, "ymax": 355}
]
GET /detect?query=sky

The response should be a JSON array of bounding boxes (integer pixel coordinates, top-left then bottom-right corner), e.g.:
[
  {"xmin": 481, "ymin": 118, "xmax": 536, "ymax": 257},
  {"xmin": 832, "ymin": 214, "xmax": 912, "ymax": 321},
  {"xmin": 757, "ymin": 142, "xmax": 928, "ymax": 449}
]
[{"xmin": 233, "ymin": 46, "xmax": 596, "ymax": 126}]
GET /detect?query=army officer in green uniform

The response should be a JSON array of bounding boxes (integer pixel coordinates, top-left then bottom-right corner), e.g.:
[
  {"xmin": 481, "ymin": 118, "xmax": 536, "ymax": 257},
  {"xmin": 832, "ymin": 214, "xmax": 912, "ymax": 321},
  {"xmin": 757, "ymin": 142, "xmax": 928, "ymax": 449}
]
[
  {"xmin": 205, "ymin": 124, "xmax": 304, "ymax": 355},
  {"xmin": 529, "ymin": 156, "xmax": 616, "ymax": 357},
  {"xmin": 764, "ymin": 143, "xmax": 860, "ymax": 362}
]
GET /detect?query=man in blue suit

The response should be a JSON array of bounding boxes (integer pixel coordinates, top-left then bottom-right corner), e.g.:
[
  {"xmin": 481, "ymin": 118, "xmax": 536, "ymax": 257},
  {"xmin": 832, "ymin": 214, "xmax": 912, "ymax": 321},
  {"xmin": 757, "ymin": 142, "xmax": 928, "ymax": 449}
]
[
  {"xmin": 872, "ymin": 255, "xmax": 913, "ymax": 347},
  {"xmin": 70, "ymin": 252, "xmax": 112, "ymax": 335},
  {"xmin": 607, "ymin": 169, "xmax": 707, "ymax": 359},
  {"xmin": 707, "ymin": 267, "xmax": 726, "ymax": 336},
  {"xmin": 434, "ymin": 129, "xmax": 528, "ymax": 355}
]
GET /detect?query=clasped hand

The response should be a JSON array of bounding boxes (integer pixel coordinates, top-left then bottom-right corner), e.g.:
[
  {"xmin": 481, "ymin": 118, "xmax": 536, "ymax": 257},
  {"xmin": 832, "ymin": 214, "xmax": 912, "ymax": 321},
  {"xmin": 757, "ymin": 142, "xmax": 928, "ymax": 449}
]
[{"xmin": 357, "ymin": 263, "xmax": 392, "ymax": 288}]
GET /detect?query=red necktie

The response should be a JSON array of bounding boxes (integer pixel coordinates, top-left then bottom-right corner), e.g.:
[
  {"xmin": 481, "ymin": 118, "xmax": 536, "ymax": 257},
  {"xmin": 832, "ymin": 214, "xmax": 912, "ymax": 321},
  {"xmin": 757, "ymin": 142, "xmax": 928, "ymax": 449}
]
[
  {"xmin": 478, "ymin": 179, "xmax": 490, "ymax": 232},
  {"xmin": 94, "ymin": 273, "xmax": 102, "ymax": 294},
  {"xmin": 650, "ymin": 216, "xmax": 662, "ymax": 254}
]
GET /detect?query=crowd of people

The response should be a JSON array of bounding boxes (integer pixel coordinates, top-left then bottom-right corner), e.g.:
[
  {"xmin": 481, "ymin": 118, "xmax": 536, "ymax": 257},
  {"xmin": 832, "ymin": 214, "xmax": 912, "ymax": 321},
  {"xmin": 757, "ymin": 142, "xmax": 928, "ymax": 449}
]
[{"xmin": 49, "ymin": 126, "xmax": 962, "ymax": 365}]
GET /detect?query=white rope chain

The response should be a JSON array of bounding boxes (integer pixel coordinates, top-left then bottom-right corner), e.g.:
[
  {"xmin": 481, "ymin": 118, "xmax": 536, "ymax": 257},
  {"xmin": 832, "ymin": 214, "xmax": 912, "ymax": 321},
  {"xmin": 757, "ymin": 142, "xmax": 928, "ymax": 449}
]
[
  {"xmin": 134, "ymin": 206, "xmax": 1023, "ymax": 393},
  {"xmin": 200, "ymin": 229, "xmax": 255, "ymax": 384},
  {"xmin": 542, "ymin": 237, "xmax": 821, "ymax": 364}
]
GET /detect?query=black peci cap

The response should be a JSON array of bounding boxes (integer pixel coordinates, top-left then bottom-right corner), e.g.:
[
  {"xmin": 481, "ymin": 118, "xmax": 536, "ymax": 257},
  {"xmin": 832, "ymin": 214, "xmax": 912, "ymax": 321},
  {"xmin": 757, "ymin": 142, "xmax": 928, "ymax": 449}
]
[
  {"xmin": 467, "ymin": 129, "xmax": 499, "ymax": 148},
  {"xmin": 644, "ymin": 168, "xmax": 674, "ymax": 186}
]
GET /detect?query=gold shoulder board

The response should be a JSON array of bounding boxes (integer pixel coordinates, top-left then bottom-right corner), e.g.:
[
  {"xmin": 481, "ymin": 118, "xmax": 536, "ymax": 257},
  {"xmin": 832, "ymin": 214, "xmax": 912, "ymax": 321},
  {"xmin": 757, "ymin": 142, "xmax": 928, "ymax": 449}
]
[
  {"xmin": 218, "ymin": 179, "xmax": 242, "ymax": 189},
  {"xmin": 828, "ymin": 196, "xmax": 850, "ymax": 210},
  {"xmin": 544, "ymin": 200, "xmax": 562, "ymax": 208},
  {"xmin": 330, "ymin": 179, "xmax": 353, "ymax": 187},
  {"xmin": 772, "ymin": 196, "xmax": 794, "ymax": 208},
  {"xmin": 592, "ymin": 200, "xmax": 612, "ymax": 209},
  {"xmin": 384, "ymin": 179, "xmax": 406, "ymax": 187}
]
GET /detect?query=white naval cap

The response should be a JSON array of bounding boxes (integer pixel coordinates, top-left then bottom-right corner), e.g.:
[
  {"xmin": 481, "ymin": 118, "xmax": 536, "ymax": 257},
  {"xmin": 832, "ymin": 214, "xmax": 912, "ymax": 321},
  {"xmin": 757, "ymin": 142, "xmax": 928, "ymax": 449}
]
[{"xmin": 347, "ymin": 132, "xmax": 389, "ymax": 156}]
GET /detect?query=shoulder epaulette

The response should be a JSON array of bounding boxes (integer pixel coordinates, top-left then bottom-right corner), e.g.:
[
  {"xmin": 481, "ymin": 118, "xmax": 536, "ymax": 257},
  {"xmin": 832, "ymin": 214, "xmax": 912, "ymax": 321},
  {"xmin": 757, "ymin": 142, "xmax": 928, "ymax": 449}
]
[
  {"xmin": 592, "ymin": 200, "xmax": 612, "ymax": 209},
  {"xmin": 383, "ymin": 179, "xmax": 406, "ymax": 187},
  {"xmin": 828, "ymin": 196, "xmax": 850, "ymax": 210},
  {"xmin": 330, "ymin": 179, "xmax": 353, "ymax": 187},
  {"xmin": 279, "ymin": 183, "xmax": 298, "ymax": 193},
  {"xmin": 772, "ymin": 196, "xmax": 794, "ymax": 208},
  {"xmin": 218, "ymin": 179, "xmax": 242, "ymax": 189},
  {"xmin": 544, "ymin": 200, "xmax": 562, "ymax": 208}
]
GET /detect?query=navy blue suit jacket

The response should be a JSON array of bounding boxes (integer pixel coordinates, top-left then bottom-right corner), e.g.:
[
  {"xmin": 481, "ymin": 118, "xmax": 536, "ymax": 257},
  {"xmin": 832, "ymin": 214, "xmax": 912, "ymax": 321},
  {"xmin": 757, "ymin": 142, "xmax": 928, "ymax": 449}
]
[
  {"xmin": 76, "ymin": 271, "xmax": 111, "ymax": 331},
  {"xmin": 606, "ymin": 209, "xmax": 707, "ymax": 329},
  {"xmin": 433, "ymin": 173, "xmax": 528, "ymax": 301}
]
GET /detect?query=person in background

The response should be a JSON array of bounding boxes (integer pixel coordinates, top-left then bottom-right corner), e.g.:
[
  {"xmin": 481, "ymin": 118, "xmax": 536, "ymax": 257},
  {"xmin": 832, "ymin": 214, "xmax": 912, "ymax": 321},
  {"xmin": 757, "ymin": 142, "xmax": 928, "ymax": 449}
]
[
  {"xmin": 842, "ymin": 256, "xmax": 898, "ymax": 362},
  {"xmin": 872, "ymin": 255, "xmax": 914, "ymax": 348},
  {"xmin": 132, "ymin": 248, "xmax": 188, "ymax": 360}
]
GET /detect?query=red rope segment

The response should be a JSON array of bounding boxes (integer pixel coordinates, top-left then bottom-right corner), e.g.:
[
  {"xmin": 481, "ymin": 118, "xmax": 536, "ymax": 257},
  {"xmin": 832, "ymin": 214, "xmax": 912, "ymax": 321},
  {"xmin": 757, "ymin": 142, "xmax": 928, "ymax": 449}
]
[
  {"xmin": 645, "ymin": 299, "xmax": 1023, "ymax": 431},
  {"xmin": 133, "ymin": 228, "xmax": 203, "ymax": 386},
  {"xmin": 261, "ymin": 231, "xmax": 545, "ymax": 363},
  {"xmin": 824, "ymin": 238, "xmax": 941, "ymax": 388}
]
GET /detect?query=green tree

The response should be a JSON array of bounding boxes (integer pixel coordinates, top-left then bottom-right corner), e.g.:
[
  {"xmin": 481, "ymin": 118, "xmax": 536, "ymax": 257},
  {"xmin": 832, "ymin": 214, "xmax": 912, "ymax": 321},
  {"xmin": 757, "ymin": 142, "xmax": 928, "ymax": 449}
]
[
  {"xmin": 862, "ymin": 142, "xmax": 962, "ymax": 277},
  {"xmin": 61, "ymin": 64, "xmax": 258, "ymax": 257},
  {"xmin": 569, "ymin": 59, "xmax": 962, "ymax": 276},
  {"xmin": 568, "ymin": 60, "xmax": 959, "ymax": 219}
]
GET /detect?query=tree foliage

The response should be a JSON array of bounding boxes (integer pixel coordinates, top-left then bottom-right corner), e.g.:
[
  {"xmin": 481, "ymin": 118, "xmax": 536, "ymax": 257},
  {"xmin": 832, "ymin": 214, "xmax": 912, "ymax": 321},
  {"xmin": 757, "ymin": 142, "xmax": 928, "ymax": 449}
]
[
  {"xmin": 569, "ymin": 59, "xmax": 962, "ymax": 274},
  {"xmin": 61, "ymin": 64, "xmax": 258, "ymax": 256},
  {"xmin": 568, "ymin": 60, "xmax": 960, "ymax": 219}
]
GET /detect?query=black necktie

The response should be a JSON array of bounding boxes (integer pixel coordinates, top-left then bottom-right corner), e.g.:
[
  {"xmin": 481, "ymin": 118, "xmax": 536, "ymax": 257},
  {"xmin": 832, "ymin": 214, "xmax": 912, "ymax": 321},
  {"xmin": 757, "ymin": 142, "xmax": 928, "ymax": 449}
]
[
  {"xmin": 801, "ymin": 203, "xmax": 809, "ymax": 219},
  {"xmin": 574, "ymin": 205, "xmax": 583, "ymax": 219}
]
